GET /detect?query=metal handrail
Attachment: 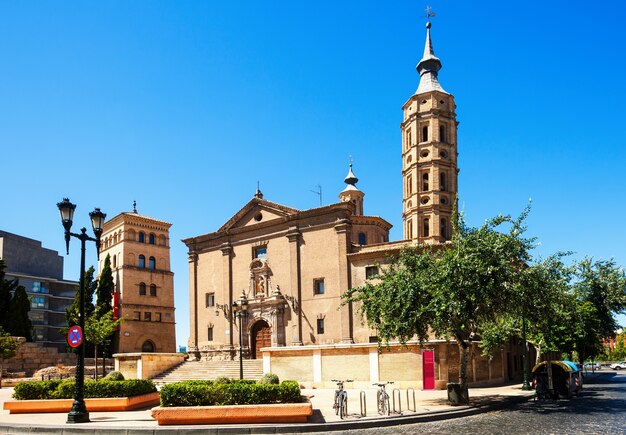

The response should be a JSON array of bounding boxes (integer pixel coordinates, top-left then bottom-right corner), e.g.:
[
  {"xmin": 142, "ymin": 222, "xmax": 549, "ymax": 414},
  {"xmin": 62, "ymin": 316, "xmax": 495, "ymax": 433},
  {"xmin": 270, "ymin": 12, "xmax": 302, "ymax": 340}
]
[
  {"xmin": 392, "ymin": 388, "xmax": 402, "ymax": 413},
  {"xmin": 406, "ymin": 387, "xmax": 417, "ymax": 412}
]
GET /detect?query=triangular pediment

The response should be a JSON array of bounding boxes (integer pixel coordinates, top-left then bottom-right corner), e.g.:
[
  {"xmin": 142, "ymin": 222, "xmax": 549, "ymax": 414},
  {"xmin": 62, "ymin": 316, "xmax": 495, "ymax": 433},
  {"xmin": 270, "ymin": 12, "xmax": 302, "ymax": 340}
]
[{"xmin": 218, "ymin": 198, "xmax": 299, "ymax": 232}]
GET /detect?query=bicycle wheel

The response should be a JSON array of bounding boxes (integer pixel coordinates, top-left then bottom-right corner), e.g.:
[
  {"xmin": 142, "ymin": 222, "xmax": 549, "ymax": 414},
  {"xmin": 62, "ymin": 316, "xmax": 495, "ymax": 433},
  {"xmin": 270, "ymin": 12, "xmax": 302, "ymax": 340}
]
[
  {"xmin": 334, "ymin": 395, "xmax": 339, "ymax": 415},
  {"xmin": 377, "ymin": 391, "xmax": 384, "ymax": 415},
  {"xmin": 384, "ymin": 395, "xmax": 390, "ymax": 415}
]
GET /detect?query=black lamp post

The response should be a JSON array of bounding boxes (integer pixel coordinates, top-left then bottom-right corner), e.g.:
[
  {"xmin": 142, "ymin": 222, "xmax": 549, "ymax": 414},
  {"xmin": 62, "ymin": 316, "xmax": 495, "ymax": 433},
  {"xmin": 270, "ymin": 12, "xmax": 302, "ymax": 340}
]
[
  {"xmin": 232, "ymin": 291, "xmax": 248, "ymax": 380},
  {"xmin": 57, "ymin": 198, "xmax": 106, "ymax": 424},
  {"xmin": 521, "ymin": 314, "xmax": 531, "ymax": 390}
]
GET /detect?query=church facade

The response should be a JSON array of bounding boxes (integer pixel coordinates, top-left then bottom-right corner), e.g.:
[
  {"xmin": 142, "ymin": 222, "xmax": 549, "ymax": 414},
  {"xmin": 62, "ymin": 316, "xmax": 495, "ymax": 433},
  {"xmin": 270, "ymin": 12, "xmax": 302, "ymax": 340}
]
[{"xmin": 183, "ymin": 21, "xmax": 458, "ymax": 357}]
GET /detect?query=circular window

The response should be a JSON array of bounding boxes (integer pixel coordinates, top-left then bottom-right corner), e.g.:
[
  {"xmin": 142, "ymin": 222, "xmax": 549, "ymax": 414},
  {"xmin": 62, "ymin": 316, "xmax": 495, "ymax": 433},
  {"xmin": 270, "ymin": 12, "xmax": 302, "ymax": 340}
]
[
  {"xmin": 421, "ymin": 99, "xmax": 427, "ymax": 104},
  {"xmin": 441, "ymin": 197, "xmax": 448, "ymax": 204},
  {"xmin": 420, "ymin": 150, "xmax": 429, "ymax": 158},
  {"xmin": 440, "ymin": 100, "xmax": 445, "ymax": 104},
  {"xmin": 439, "ymin": 150, "xmax": 448, "ymax": 159},
  {"xmin": 254, "ymin": 213, "xmax": 263, "ymax": 222},
  {"xmin": 421, "ymin": 196, "xmax": 430, "ymax": 205}
]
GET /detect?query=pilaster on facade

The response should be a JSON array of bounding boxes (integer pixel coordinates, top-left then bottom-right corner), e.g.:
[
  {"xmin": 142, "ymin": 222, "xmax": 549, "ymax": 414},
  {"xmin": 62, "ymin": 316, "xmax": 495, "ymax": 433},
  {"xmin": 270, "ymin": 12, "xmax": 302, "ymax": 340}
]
[
  {"xmin": 286, "ymin": 226, "xmax": 303, "ymax": 346},
  {"xmin": 334, "ymin": 219, "xmax": 353, "ymax": 344}
]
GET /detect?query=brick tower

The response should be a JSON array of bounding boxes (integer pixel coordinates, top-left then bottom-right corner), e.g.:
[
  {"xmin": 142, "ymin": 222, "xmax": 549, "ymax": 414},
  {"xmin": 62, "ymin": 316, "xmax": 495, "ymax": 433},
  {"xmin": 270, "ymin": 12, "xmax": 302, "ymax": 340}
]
[
  {"xmin": 401, "ymin": 21, "xmax": 458, "ymax": 243},
  {"xmin": 98, "ymin": 204, "xmax": 176, "ymax": 353}
]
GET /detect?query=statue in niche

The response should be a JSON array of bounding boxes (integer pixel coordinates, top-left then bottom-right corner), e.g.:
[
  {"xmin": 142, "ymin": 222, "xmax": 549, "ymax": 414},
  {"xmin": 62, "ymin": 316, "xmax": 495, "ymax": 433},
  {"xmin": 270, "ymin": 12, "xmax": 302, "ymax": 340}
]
[{"xmin": 255, "ymin": 276, "xmax": 265, "ymax": 295}]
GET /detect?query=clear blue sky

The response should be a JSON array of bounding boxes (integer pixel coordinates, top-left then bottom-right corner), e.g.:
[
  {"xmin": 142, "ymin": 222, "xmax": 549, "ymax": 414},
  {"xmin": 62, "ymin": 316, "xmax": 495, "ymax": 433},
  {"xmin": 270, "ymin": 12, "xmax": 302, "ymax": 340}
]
[{"xmin": 1, "ymin": 1, "xmax": 625, "ymax": 348}]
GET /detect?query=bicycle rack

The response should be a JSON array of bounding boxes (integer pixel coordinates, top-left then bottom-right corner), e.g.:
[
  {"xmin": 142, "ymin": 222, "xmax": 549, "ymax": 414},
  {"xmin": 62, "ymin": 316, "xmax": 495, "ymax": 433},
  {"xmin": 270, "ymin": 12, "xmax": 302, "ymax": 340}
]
[
  {"xmin": 406, "ymin": 388, "xmax": 417, "ymax": 412},
  {"xmin": 359, "ymin": 391, "xmax": 367, "ymax": 417},
  {"xmin": 392, "ymin": 388, "xmax": 402, "ymax": 413}
]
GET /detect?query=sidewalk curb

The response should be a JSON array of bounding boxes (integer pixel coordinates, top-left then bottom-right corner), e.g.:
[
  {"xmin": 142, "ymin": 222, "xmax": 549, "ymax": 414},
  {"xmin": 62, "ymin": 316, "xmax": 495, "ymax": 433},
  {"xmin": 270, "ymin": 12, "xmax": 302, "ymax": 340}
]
[{"xmin": 0, "ymin": 394, "xmax": 533, "ymax": 434}]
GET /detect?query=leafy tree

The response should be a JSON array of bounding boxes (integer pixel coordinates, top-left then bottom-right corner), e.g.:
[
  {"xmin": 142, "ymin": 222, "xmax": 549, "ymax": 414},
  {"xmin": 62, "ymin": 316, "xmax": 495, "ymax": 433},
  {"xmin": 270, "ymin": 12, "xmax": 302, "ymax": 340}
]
[
  {"xmin": 95, "ymin": 254, "xmax": 114, "ymax": 318},
  {"xmin": 0, "ymin": 327, "xmax": 23, "ymax": 389},
  {"xmin": 85, "ymin": 311, "xmax": 121, "ymax": 379},
  {"xmin": 0, "ymin": 260, "xmax": 19, "ymax": 331},
  {"xmin": 6, "ymin": 286, "xmax": 32, "ymax": 341},
  {"xmin": 344, "ymin": 207, "xmax": 536, "ymax": 403},
  {"xmin": 573, "ymin": 259, "xmax": 626, "ymax": 339},
  {"xmin": 62, "ymin": 266, "xmax": 97, "ymax": 335}
]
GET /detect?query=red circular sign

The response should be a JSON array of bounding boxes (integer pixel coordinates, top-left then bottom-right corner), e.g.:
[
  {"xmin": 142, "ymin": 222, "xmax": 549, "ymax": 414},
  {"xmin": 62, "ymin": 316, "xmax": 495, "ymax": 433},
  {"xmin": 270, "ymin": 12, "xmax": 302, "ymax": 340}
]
[{"xmin": 67, "ymin": 326, "xmax": 83, "ymax": 348}]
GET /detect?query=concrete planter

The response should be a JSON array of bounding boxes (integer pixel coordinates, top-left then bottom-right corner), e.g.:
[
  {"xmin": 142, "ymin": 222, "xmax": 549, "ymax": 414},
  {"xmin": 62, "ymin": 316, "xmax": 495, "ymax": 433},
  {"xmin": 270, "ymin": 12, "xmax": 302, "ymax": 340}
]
[
  {"xmin": 3, "ymin": 392, "xmax": 160, "ymax": 414},
  {"xmin": 151, "ymin": 400, "xmax": 313, "ymax": 425}
]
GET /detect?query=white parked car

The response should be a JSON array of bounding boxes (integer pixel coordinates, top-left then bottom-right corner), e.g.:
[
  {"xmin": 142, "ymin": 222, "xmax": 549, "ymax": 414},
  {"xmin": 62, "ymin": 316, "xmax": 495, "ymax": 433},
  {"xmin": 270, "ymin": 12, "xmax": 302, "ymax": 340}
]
[
  {"xmin": 609, "ymin": 361, "xmax": 626, "ymax": 370},
  {"xmin": 584, "ymin": 362, "xmax": 602, "ymax": 370}
]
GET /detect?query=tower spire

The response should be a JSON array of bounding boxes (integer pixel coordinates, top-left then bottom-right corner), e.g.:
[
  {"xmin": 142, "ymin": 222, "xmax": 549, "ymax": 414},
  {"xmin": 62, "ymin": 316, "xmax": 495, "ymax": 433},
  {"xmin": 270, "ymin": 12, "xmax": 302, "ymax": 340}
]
[{"xmin": 415, "ymin": 20, "xmax": 447, "ymax": 95}]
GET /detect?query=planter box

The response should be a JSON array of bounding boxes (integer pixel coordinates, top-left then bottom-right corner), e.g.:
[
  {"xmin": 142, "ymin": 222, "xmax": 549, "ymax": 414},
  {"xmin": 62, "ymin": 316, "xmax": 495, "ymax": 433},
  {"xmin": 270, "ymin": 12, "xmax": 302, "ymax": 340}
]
[
  {"xmin": 151, "ymin": 401, "xmax": 313, "ymax": 425},
  {"xmin": 3, "ymin": 392, "xmax": 160, "ymax": 414}
]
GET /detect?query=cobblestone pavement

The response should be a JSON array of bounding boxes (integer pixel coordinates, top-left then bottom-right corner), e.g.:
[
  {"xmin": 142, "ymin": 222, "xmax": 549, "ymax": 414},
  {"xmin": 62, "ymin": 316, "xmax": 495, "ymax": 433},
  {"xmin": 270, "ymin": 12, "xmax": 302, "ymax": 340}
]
[{"xmin": 325, "ymin": 372, "xmax": 626, "ymax": 435}]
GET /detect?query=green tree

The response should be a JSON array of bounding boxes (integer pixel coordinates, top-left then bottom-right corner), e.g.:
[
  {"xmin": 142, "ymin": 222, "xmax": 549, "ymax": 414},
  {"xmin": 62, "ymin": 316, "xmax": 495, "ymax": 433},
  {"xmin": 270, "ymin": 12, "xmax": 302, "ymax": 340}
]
[
  {"xmin": 62, "ymin": 266, "xmax": 97, "ymax": 334},
  {"xmin": 343, "ymin": 207, "xmax": 536, "ymax": 403},
  {"xmin": 0, "ymin": 260, "xmax": 19, "ymax": 331},
  {"xmin": 0, "ymin": 327, "xmax": 23, "ymax": 389},
  {"xmin": 95, "ymin": 254, "xmax": 114, "ymax": 318},
  {"xmin": 6, "ymin": 286, "xmax": 32, "ymax": 341},
  {"xmin": 573, "ymin": 259, "xmax": 626, "ymax": 340},
  {"xmin": 85, "ymin": 311, "xmax": 121, "ymax": 379}
]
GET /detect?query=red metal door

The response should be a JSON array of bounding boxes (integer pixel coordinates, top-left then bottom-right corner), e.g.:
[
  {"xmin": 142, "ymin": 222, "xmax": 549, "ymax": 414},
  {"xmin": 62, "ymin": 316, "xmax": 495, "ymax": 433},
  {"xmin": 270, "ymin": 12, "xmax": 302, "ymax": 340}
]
[{"xmin": 423, "ymin": 350, "xmax": 435, "ymax": 390}]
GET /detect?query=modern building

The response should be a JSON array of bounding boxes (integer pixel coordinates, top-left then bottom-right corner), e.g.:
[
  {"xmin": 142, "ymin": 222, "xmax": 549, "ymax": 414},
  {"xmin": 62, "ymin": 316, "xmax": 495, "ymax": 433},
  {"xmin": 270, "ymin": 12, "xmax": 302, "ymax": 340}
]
[
  {"xmin": 182, "ymin": 22, "xmax": 524, "ymax": 388},
  {"xmin": 98, "ymin": 205, "xmax": 176, "ymax": 354},
  {"xmin": 0, "ymin": 230, "xmax": 77, "ymax": 352}
]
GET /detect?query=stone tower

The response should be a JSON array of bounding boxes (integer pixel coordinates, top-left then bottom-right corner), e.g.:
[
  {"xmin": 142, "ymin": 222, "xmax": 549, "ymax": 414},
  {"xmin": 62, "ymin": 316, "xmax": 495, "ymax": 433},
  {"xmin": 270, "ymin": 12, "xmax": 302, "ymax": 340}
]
[
  {"xmin": 98, "ymin": 205, "xmax": 176, "ymax": 353},
  {"xmin": 401, "ymin": 21, "xmax": 458, "ymax": 243}
]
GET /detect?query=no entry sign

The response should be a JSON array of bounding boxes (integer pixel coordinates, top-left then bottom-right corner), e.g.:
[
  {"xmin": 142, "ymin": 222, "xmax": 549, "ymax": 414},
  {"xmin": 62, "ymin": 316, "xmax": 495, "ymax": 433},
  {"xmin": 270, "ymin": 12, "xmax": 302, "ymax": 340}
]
[{"xmin": 67, "ymin": 325, "xmax": 83, "ymax": 348}]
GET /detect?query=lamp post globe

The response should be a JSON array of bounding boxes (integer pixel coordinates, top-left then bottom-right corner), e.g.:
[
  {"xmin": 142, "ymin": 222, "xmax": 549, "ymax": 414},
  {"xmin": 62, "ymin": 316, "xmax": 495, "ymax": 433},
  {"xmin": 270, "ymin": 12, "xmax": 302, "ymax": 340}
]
[{"xmin": 57, "ymin": 198, "xmax": 105, "ymax": 424}]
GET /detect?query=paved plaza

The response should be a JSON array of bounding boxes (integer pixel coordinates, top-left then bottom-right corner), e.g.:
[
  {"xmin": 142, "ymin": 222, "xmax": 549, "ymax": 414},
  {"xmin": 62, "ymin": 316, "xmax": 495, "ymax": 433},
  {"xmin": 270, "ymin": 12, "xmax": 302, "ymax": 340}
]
[{"xmin": 0, "ymin": 382, "xmax": 534, "ymax": 434}]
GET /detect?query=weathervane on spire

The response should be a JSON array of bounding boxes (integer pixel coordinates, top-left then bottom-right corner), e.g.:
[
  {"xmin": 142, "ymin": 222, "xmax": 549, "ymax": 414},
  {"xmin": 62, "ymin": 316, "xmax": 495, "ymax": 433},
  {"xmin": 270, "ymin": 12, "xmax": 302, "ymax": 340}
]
[
  {"xmin": 425, "ymin": 5, "xmax": 436, "ymax": 19},
  {"xmin": 132, "ymin": 200, "xmax": 137, "ymax": 213}
]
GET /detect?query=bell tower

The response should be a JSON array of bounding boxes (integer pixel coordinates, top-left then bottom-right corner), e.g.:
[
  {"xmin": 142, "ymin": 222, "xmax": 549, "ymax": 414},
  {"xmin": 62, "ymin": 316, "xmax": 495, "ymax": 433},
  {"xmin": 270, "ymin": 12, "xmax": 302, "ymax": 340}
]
[{"xmin": 402, "ymin": 20, "xmax": 458, "ymax": 244}]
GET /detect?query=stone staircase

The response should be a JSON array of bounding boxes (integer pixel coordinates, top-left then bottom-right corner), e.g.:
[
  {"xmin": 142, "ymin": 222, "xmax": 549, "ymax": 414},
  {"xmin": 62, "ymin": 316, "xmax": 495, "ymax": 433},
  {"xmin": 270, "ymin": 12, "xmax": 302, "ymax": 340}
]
[{"xmin": 151, "ymin": 359, "xmax": 265, "ymax": 386}]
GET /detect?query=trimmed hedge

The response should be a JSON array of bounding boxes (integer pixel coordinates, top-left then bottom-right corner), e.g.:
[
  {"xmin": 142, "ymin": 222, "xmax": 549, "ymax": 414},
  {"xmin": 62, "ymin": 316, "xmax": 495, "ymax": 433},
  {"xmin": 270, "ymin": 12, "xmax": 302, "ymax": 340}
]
[
  {"xmin": 13, "ymin": 379, "xmax": 157, "ymax": 400},
  {"xmin": 104, "ymin": 371, "xmax": 125, "ymax": 381},
  {"xmin": 159, "ymin": 380, "xmax": 301, "ymax": 407}
]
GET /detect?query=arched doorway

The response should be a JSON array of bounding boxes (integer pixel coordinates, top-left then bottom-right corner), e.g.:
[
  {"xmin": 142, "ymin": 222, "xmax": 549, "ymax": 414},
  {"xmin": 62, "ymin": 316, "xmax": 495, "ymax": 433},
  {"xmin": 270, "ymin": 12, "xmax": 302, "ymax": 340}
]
[
  {"xmin": 251, "ymin": 320, "xmax": 271, "ymax": 359},
  {"xmin": 141, "ymin": 340, "xmax": 155, "ymax": 353}
]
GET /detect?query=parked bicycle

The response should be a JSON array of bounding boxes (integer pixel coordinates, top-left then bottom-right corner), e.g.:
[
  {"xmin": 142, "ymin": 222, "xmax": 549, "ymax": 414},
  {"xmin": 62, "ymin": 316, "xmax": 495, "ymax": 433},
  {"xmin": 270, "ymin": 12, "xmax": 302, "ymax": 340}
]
[
  {"xmin": 331, "ymin": 379, "xmax": 352, "ymax": 419},
  {"xmin": 373, "ymin": 381, "xmax": 393, "ymax": 415}
]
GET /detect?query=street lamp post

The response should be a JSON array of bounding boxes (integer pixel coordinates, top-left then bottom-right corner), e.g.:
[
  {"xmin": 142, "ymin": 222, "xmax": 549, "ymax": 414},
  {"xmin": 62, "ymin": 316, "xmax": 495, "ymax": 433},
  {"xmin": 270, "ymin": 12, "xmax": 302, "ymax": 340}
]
[
  {"xmin": 232, "ymin": 291, "xmax": 248, "ymax": 380},
  {"xmin": 57, "ymin": 198, "xmax": 106, "ymax": 424},
  {"xmin": 522, "ymin": 314, "xmax": 531, "ymax": 391}
]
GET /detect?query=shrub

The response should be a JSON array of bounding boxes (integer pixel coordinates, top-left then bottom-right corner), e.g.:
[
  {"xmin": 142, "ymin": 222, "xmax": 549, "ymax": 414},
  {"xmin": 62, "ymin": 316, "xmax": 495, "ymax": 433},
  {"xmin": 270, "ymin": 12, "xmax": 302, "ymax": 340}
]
[
  {"xmin": 214, "ymin": 376, "xmax": 231, "ymax": 384},
  {"xmin": 258, "ymin": 373, "xmax": 280, "ymax": 385},
  {"xmin": 103, "ymin": 371, "xmax": 125, "ymax": 381},
  {"xmin": 13, "ymin": 379, "xmax": 156, "ymax": 400},
  {"xmin": 159, "ymin": 380, "xmax": 302, "ymax": 407}
]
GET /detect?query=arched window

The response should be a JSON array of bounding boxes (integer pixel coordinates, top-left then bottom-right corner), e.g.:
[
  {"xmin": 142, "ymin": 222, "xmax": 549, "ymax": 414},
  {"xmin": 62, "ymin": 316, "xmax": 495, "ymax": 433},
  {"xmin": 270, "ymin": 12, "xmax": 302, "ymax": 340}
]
[
  {"xmin": 139, "ymin": 282, "xmax": 146, "ymax": 295},
  {"xmin": 422, "ymin": 173, "xmax": 429, "ymax": 191},
  {"xmin": 149, "ymin": 233, "xmax": 155, "ymax": 245},
  {"xmin": 358, "ymin": 233, "xmax": 367, "ymax": 245},
  {"xmin": 440, "ymin": 172, "xmax": 447, "ymax": 191},
  {"xmin": 422, "ymin": 125, "xmax": 428, "ymax": 142},
  {"xmin": 440, "ymin": 124, "xmax": 446, "ymax": 143},
  {"xmin": 407, "ymin": 175, "xmax": 413, "ymax": 195},
  {"xmin": 112, "ymin": 255, "xmax": 117, "ymax": 269},
  {"xmin": 149, "ymin": 284, "xmax": 157, "ymax": 296},
  {"xmin": 138, "ymin": 255, "xmax": 145, "ymax": 269},
  {"xmin": 441, "ymin": 218, "xmax": 448, "ymax": 240},
  {"xmin": 406, "ymin": 129, "xmax": 412, "ymax": 149},
  {"xmin": 141, "ymin": 340, "xmax": 155, "ymax": 353},
  {"xmin": 113, "ymin": 233, "xmax": 118, "ymax": 244},
  {"xmin": 423, "ymin": 218, "xmax": 430, "ymax": 237},
  {"xmin": 138, "ymin": 232, "xmax": 145, "ymax": 243},
  {"xmin": 407, "ymin": 219, "xmax": 413, "ymax": 239},
  {"xmin": 149, "ymin": 256, "xmax": 156, "ymax": 270}
]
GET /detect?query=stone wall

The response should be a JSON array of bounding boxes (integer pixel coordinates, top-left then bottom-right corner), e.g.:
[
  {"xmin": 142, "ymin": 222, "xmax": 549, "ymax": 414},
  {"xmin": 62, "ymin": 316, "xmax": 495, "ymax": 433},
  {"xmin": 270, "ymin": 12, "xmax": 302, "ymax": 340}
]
[
  {"xmin": 265, "ymin": 341, "xmax": 514, "ymax": 389},
  {"xmin": 114, "ymin": 353, "xmax": 186, "ymax": 380},
  {"xmin": 4, "ymin": 341, "xmax": 75, "ymax": 376}
]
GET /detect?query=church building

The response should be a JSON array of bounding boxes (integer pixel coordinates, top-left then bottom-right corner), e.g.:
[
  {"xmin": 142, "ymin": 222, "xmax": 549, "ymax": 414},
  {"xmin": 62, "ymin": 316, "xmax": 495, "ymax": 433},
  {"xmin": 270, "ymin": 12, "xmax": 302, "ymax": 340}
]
[{"xmin": 183, "ymin": 23, "xmax": 520, "ymax": 388}]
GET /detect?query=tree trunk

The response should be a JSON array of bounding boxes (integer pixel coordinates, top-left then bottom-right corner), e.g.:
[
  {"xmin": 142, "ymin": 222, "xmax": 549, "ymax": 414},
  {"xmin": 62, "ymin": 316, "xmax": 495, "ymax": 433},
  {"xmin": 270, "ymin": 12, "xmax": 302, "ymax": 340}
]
[
  {"xmin": 0, "ymin": 358, "xmax": 3, "ymax": 389},
  {"xmin": 94, "ymin": 344, "xmax": 98, "ymax": 380},
  {"xmin": 458, "ymin": 340, "xmax": 469, "ymax": 390},
  {"xmin": 447, "ymin": 337, "xmax": 470, "ymax": 405}
]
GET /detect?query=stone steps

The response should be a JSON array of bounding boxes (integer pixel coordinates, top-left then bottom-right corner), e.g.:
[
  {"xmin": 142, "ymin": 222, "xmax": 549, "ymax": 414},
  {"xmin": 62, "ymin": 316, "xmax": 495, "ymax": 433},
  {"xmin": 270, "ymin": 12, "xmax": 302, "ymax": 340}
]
[{"xmin": 152, "ymin": 360, "xmax": 264, "ymax": 386}]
